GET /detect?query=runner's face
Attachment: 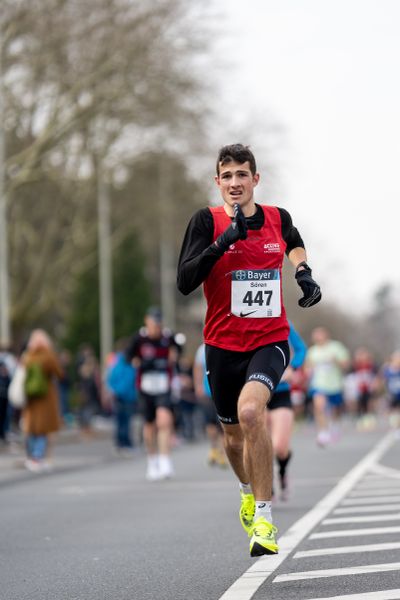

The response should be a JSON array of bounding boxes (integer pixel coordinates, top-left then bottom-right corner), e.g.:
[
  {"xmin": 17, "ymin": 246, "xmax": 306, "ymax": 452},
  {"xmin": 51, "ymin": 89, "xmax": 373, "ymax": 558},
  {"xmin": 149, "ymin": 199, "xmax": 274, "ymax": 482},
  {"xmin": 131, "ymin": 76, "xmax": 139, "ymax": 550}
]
[
  {"xmin": 215, "ymin": 160, "xmax": 259, "ymax": 216},
  {"xmin": 145, "ymin": 316, "xmax": 162, "ymax": 338}
]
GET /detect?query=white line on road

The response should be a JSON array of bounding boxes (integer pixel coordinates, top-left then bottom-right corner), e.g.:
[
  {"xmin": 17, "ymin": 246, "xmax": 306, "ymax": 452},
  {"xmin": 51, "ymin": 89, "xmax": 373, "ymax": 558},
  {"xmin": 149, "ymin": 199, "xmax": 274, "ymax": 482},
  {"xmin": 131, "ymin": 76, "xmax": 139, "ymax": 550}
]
[
  {"xmin": 297, "ymin": 589, "xmax": 400, "ymax": 600},
  {"xmin": 354, "ymin": 481, "xmax": 400, "ymax": 489},
  {"xmin": 370, "ymin": 464, "xmax": 400, "ymax": 479},
  {"xmin": 349, "ymin": 488, "xmax": 400, "ymax": 497},
  {"xmin": 294, "ymin": 541, "xmax": 400, "ymax": 558},
  {"xmin": 273, "ymin": 561, "xmax": 400, "ymax": 583},
  {"xmin": 217, "ymin": 431, "xmax": 396, "ymax": 600},
  {"xmin": 310, "ymin": 525, "xmax": 400, "ymax": 539},
  {"xmin": 341, "ymin": 495, "xmax": 400, "ymax": 505},
  {"xmin": 333, "ymin": 504, "xmax": 400, "ymax": 514},
  {"xmin": 322, "ymin": 513, "xmax": 400, "ymax": 525}
]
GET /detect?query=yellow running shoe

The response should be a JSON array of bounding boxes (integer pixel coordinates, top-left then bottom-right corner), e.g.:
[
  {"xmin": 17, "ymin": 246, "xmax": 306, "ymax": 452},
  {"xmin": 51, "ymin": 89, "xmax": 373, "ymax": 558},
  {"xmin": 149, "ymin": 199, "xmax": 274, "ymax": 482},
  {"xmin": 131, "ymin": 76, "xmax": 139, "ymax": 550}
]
[
  {"xmin": 208, "ymin": 448, "xmax": 219, "ymax": 465},
  {"xmin": 249, "ymin": 517, "xmax": 278, "ymax": 556},
  {"xmin": 239, "ymin": 491, "xmax": 255, "ymax": 535},
  {"xmin": 216, "ymin": 449, "xmax": 228, "ymax": 468}
]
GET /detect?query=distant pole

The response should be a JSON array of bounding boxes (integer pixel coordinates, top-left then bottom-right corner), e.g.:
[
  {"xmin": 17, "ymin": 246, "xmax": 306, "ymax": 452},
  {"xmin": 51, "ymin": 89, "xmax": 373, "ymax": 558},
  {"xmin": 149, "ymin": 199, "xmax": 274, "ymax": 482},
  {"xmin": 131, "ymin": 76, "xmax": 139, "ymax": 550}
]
[
  {"xmin": 97, "ymin": 166, "xmax": 113, "ymax": 371},
  {"xmin": 0, "ymin": 31, "xmax": 11, "ymax": 346},
  {"xmin": 159, "ymin": 157, "xmax": 176, "ymax": 330}
]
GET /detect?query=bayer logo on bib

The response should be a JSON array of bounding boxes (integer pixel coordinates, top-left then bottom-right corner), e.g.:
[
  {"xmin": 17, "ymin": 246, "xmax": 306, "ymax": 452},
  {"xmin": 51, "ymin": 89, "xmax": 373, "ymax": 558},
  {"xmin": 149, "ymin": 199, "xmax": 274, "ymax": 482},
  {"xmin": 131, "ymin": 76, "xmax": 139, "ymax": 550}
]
[{"xmin": 231, "ymin": 269, "xmax": 281, "ymax": 318}]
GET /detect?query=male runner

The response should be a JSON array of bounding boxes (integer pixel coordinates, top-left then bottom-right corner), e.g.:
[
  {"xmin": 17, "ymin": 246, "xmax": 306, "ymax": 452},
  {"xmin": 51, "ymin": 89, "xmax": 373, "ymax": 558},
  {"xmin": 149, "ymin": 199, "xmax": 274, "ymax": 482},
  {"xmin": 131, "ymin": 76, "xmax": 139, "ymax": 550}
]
[
  {"xmin": 126, "ymin": 307, "xmax": 178, "ymax": 481},
  {"xmin": 177, "ymin": 144, "xmax": 321, "ymax": 556},
  {"xmin": 267, "ymin": 322, "xmax": 307, "ymax": 501},
  {"xmin": 306, "ymin": 326, "xmax": 350, "ymax": 446}
]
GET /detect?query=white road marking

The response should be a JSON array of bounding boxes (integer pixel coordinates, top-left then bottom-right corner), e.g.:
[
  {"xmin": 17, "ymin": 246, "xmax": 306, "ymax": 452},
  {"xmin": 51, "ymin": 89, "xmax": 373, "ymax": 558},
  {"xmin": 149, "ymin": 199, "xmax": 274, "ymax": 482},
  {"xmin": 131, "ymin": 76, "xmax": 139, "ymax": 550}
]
[
  {"xmin": 334, "ymin": 503, "xmax": 400, "ymax": 514},
  {"xmin": 341, "ymin": 495, "xmax": 400, "ymax": 505},
  {"xmin": 217, "ymin": 431, "xmax": 396, "ymax": 600},
  {"xmin": 349, "ymin": 488, "xmax": 400, "ymax": 497},
  {"xmin": 355, "ymin": 480, "xmax": 400, "ymax": 489},
  {"xmin": 370, "ymin": 464, "xmax": 400, "ymax": 479},
  {"xmin": 273, "ymin": 561, "xmax": 400, "ymax": 583},
  {"xmin": 292, "ymin": 476, "xmax": 340, "ymax": 486},
  {"xmin": 298, "ymin": 589, "xmax": 400, "ymax": 600},
  {"xmin": 322, "ymin": 513, "xmax": 400, "ymax": 525},
  {"xmin": 294, "ymin": 541, "xmax": 400, "ymax": 558},
  {"xmin": 310, "ymin": 525, "xmax": 400, "ymax": 539}
]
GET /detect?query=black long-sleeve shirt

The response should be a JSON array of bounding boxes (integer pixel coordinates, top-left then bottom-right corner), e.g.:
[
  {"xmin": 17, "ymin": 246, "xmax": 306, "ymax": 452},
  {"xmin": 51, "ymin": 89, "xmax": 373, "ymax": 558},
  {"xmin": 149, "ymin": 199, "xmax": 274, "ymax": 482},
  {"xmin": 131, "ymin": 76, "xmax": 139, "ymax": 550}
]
[{"xmin": 177, "ymin": 204, "xmax": 304, "ymax": 295}]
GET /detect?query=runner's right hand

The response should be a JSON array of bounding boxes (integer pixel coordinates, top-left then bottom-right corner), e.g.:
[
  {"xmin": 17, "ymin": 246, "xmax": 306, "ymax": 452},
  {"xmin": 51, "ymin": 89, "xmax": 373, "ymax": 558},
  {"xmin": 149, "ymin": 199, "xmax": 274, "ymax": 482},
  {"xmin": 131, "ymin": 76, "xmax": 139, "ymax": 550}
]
[{"xmin": 214, "ymin": 204, "xmax": 248, "ymax": 253}]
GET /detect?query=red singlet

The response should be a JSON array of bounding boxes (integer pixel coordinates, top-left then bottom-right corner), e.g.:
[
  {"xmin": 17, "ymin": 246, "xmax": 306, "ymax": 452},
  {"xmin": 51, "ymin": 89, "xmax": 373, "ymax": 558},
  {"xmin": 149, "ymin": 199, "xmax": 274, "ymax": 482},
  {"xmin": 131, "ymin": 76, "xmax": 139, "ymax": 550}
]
[{"xmin": 203, "ymin": 205, "xmax": 289, "ymax": 352}]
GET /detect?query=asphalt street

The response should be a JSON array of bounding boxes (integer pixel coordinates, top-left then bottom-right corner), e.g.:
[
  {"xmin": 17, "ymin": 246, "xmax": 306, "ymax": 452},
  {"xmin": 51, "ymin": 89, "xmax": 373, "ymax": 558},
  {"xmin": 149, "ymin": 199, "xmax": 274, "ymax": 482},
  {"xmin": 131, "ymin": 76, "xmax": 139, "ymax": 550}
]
[{"xmin": 1, "ymin": 419, "xmax": 399, "ymax": 600}]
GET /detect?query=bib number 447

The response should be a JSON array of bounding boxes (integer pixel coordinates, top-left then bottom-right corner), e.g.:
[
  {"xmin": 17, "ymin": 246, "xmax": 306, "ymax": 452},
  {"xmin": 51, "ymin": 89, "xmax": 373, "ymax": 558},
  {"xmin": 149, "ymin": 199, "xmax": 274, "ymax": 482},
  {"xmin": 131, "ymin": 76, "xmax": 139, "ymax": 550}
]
[
  {"xmin": 242, "ymin": 290, "xmax": 272, "ymax": 307},
  {"xmin": 231, "ymin": 269, "xmax": 281, "ymax": 318}
]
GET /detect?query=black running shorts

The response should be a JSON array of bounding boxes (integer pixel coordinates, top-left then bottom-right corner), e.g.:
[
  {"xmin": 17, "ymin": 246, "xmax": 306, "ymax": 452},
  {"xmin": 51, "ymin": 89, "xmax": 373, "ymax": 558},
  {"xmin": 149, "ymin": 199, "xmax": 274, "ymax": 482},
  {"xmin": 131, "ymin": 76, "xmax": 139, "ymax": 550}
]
[
  {"xmin": 139, "ymin": 392, "xmax": 172, "ymax": 423},
  {"xmin": 205, "ymin": 341, "xmax": 290, "ymax": 424},
  {"xmin": 268, "ymin": 389, "xmax": 293, "ymax": 411}
]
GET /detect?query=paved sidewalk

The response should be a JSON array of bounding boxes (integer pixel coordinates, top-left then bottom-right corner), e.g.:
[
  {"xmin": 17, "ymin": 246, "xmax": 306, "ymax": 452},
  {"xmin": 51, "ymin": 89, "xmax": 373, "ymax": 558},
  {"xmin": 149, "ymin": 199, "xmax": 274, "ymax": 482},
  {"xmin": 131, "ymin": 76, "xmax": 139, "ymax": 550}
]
[{"xmin": 0, "ymin": 422, "xmax": 120, "ymax": 486}]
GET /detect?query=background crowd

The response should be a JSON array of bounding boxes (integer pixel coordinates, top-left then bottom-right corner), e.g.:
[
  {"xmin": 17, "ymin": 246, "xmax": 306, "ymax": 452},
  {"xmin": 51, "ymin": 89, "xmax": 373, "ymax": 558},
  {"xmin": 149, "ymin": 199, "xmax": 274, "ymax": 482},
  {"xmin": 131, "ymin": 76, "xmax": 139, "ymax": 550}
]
[{"xmin": 1, "ymin": 313, "xmax": 400, "ymax": 477}]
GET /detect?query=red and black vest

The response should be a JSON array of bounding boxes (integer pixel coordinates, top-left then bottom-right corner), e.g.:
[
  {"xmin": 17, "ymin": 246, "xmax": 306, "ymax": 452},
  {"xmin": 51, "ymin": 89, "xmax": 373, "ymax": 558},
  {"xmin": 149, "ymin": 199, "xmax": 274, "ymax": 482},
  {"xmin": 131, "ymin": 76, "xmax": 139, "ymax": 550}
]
[{"xmin": 203, "ymin": 205, "xmax": 289, "ymax": 352}]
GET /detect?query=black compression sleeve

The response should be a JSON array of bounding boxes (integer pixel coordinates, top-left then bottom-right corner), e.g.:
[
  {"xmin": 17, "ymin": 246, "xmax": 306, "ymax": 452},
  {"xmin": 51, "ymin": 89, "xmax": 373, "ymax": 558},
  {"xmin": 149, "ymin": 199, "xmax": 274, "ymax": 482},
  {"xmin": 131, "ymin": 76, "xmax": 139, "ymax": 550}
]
[
  {"xmin": 177, "ymin": 208, "xmax": 222, "ymax": 295},
  {"xmin": 277, "ymin": 207, "xmax": 305, "ymax": 254}
]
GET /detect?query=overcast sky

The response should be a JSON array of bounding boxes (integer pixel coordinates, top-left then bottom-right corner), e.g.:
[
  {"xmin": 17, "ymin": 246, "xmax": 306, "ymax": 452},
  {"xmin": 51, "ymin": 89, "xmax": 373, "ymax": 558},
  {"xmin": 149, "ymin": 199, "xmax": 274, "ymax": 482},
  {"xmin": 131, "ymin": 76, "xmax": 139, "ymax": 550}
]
[{"xmin": 209, "ymin": 0, "xmax": 400, "ymax": 314}]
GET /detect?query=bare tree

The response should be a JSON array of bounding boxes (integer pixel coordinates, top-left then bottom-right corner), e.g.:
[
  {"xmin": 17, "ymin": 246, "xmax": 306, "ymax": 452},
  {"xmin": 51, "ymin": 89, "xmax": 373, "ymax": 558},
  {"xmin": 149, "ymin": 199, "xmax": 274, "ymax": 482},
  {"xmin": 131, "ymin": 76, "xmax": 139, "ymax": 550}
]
[{"xmin": 1, "ymin": 0, "xmax": 212, "ymax": 336}]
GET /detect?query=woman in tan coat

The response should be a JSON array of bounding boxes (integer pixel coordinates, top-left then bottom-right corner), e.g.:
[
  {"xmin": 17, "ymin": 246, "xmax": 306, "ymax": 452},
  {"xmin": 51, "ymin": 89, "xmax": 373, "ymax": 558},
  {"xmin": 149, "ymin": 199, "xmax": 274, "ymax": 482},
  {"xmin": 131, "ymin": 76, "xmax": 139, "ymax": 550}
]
[{"xmin": 22, "ymin": 329, "xmax": 63, "ymax": 472}]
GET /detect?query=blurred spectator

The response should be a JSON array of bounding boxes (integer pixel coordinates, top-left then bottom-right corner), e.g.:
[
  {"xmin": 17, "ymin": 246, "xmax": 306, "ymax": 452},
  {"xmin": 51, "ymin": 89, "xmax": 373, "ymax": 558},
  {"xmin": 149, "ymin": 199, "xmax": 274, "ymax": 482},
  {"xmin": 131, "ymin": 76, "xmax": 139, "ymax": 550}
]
[
  {"xmin": 0, "ymin": 345, "xmax": 17, "ymax": 445},
  {"xmin": 306, "ymin": 327, "xmax": 350, "ymax": 447},
  {"xmin": 22, "ymin": 329, "xmax": 63, "ymax": 472},
  {"xmin": 381, "ymin": 350, "xmax": 400, "ymax": 432},
  {"xmin": 75, "ymin": 345, "xmax": 102, "ymax": 437},
  {"xmin": 106, "ymin": 340, "xmax": 137, "ymax": 456},
  {"xmin": 0, "ymin": 362, "xmax": 10, "ymax": 445},
  {"xmin": 58, "ymin": 349, "xmax": 74, "ymax": 425}
]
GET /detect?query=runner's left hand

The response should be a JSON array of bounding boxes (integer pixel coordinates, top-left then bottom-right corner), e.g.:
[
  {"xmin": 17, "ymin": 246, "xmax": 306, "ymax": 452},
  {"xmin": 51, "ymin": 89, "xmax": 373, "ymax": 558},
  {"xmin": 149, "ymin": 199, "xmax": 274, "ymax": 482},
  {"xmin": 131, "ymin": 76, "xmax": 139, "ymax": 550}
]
[{"xmin": 295, "ymin": 264, "xmax": 322, "ymax": 307}]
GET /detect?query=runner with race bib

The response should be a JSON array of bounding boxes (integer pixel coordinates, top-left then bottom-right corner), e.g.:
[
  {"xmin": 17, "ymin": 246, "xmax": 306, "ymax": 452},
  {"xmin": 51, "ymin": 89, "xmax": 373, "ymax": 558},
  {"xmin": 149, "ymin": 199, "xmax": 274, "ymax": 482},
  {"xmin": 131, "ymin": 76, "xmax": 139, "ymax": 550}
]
[
  {"xmin": 126, "ymin": 307, "xmax": 179, "ymax": 482},
  {"xmin": 177, "ymin": 144, "xmax": 321, "ymax": 557}
]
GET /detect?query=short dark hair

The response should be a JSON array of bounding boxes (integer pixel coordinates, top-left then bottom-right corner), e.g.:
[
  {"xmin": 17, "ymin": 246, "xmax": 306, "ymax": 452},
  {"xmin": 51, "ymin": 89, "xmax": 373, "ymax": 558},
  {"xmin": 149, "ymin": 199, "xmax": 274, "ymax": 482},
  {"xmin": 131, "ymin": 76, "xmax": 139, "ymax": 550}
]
[
  {"xmin": 216, "ymin": 144, "xmax": 257, "ymax": 175},
  {"xmin": 145, "ymin": 306, "xmax": 162, "ymax": 323}
]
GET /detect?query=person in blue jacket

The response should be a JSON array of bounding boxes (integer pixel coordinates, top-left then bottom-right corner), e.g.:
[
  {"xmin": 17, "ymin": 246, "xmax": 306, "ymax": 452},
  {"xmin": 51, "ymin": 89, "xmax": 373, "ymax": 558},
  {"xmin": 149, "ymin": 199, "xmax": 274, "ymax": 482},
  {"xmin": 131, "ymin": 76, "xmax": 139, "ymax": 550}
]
[{"xmin": 266, "ymin": 322, "xmax": 307, "ymax": 500}]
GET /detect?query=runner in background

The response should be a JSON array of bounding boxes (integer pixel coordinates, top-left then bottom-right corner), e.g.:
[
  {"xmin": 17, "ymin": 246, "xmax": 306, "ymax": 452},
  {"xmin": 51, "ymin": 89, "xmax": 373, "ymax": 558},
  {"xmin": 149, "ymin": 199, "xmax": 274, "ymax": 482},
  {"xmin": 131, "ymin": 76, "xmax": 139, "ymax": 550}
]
[
  {"xmin": 290, "ymin": 358, "xmax": 309, "ymax": 420},
  {"xmin": 266, "ymin": 322, "xmax": 307, "ymax": 501},
  {"xmin": 126, "ymin": 307, "xmax": 179, "ymax": 481},
  {"xmin": 193, "ymin": 343, "xmax": 227, "ymax": 468},
  {"xmin": 352, "ymin": 347, "xmax": 378, "ymax": 431},
  {"xmin": 306, "ymin": 327, "xmax": 350, "ymax": 447}
]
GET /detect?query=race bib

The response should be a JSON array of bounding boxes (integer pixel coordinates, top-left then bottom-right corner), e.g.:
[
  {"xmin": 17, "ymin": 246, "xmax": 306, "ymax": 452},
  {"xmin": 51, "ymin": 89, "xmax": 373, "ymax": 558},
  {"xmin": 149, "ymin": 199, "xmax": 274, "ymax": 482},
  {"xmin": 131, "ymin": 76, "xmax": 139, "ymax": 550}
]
[
  {"xmin": 231, "ymin": 269, "xmax": 281, "ymax": 318},
  {"xmin": 140, "ymin": 372, "xmax": 169, "ymax": 395}
]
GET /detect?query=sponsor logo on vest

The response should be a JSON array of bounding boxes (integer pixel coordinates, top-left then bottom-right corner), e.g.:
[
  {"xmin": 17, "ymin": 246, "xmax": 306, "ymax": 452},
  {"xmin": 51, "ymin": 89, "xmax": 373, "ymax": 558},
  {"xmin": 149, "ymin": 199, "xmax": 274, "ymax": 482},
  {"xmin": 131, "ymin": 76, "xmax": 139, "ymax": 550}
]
[
  {"xmin": 240, "ymin": 310, "xmax": 258, "ymax": 317},
  {"xmin": 248, "ymin": 373, "xmax": 274, "ymax": 390},
  {"xmin": 235, "ymin": 270, "xmax": 247, "ymax": 281},
  {"xmin": 227, "ymin": 244, "xmax": 243, "ymax": 254},
  {"xmin": 264, "ymin": 242, "xmax": 280, "ymax": 253},
  {"xmin": 235, "ymin": 270, "xmax": 274, "ymax": 280}
]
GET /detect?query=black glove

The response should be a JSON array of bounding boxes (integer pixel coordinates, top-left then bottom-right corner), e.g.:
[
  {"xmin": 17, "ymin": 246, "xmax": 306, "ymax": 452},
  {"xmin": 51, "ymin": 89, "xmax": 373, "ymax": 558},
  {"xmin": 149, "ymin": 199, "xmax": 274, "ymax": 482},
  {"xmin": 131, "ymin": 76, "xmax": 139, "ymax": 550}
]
[
  {"xmin": 295, "ymin": 262, "xmax": 322, "ymax": 307},
  {"xmin": 214, "ymin": 203, "xmax": 248, "ymax": 253}
]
